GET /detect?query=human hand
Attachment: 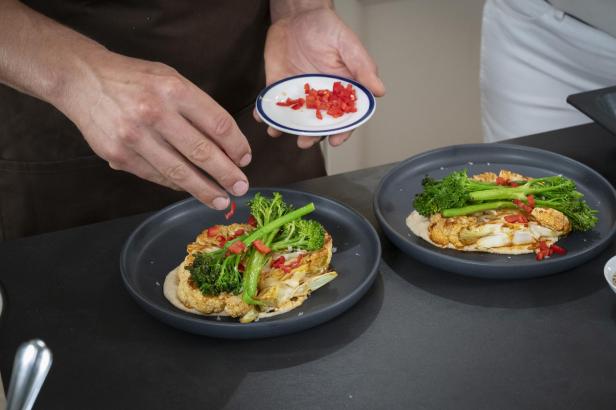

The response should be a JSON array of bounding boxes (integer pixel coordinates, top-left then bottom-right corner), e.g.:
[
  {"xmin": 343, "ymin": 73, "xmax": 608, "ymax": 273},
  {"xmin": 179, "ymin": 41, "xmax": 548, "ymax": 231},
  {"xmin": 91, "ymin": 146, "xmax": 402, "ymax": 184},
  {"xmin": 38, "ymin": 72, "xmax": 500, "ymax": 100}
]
[
  {"xmin": 256, "ymin": 6, "xmax": 385, "ymax": 149},
  {"xmin": 57, "ymin": 50, "xmax": 252, "ymax": 210}
]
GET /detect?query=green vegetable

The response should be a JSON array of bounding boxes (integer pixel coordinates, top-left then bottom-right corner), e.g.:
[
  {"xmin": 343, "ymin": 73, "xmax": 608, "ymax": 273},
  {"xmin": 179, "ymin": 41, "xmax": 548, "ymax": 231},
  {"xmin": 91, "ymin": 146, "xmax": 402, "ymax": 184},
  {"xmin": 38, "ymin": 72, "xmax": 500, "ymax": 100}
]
[
  {"xmin": 414, "ymin": 170, "xmax": 598, "ymax": 231},
  {"xmin": 271, "ymin": 219, "xmax": 325, "ymax": 252},
  {"xmin": 188, "ymin": 251, "xmax": 243, "ymax": 296}
]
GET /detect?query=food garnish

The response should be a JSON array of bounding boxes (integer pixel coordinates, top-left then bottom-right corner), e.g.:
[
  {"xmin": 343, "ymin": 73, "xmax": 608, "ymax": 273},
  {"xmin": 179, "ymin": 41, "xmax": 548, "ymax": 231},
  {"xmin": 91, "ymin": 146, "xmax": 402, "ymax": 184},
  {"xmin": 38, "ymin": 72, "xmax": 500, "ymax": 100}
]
[{"xmin": 276, "ymin": 81, "xmax": 358, "ymax": 120}]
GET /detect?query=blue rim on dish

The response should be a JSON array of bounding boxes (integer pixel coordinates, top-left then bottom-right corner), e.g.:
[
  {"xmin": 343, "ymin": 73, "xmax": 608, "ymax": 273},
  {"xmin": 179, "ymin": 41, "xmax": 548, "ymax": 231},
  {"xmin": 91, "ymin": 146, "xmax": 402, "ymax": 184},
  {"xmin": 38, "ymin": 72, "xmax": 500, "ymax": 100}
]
[
  {"xmin": 374, "ymin": 143, "xmax": 616, "ymax": 279},
  {"xmin": 255, "ymin": 73, "xmax": 376, "ymax": 135},
  {"xmin": 120, "ymin": 188, "xmax": 381, "ymax": 339}
]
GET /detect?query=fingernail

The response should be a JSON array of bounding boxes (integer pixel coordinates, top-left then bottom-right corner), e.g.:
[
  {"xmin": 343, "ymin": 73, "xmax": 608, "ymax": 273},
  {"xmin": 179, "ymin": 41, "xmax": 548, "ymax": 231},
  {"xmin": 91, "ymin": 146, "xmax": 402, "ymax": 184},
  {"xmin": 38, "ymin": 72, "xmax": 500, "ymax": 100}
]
[
  {"xmin": 239, "ymin": 153, "xmax": 252, "ymax": 167},
  {"xmin": 232, "ymin": 180, "xmax": 249, "ymax": 196},
  {"xmin": 212, "ymin": 197, "xmax": 230, "ymax": 210}
]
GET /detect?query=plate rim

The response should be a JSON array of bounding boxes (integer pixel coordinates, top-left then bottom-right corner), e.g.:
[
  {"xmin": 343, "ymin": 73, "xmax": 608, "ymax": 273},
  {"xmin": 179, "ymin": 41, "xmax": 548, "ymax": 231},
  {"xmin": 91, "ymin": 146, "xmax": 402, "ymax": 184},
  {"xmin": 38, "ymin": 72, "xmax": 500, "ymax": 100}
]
[
  {"xmin": 255, "ymin": 73, "xmax": 376, "ymax": 136},
  {"xmin": 120, "ymin": 187, "xmax": 382, "ymax": 337},
  {"xmin": 373, "ymin": 143, "xmax": 616, "ymax": 278}
]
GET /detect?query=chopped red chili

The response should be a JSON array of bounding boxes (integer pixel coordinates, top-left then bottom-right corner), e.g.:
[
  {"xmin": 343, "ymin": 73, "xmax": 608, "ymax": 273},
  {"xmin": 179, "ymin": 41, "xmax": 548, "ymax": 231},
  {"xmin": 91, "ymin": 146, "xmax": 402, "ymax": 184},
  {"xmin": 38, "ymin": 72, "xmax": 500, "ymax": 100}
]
[
  {"xmin": 247, "ymin": 215, "xmax": 258, "ymax": 227},
  {"xmin": 550, "ymin": 244, "xmax": 567, "ymax": 255},
  {"xmin": 227, "ymin": 240, "xmax": 246, "ymax": 255},
  {"xmin": 233, "ymin": 229, "xmax": 245, "ymax": 238},
  {"xmin": 271, "ymin": 256, "xmax": 286, "ymax": 269},
  {"xmin": 253, "ymin": 239, "xmax": 271, "ymax": 254},
  {"xmin": 207, "ymin": 225, "xmax": 220, "ymax": 237},
  {"xmin": 217, "ymin": 235, "xmax": 227, "ymax": 247},
  {"xmin": 496, "ymin": 177, "xmax": 509, "ymax": 186},
  {"xmin": 509, "ymin": 181, "xmax": 519, "ymax": 187},
  {"xmin": 527, "ymin": 194, "xmax": 536, "ymax": 209},
  {"xmin": 277, "ymin": 81, "xmax": 358, "ymax": 120},
  {"xmin": 224, "ymin": 201, "xmax": 236, "ymax": 220}
]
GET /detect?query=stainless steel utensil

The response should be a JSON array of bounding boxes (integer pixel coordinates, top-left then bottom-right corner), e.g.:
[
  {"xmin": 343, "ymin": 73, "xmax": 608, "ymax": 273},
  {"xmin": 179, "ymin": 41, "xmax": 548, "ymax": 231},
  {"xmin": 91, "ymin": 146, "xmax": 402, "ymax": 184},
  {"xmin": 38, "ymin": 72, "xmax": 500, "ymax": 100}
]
[{"xmin": 6, "ymin": 340, "xmax": 52, "ymax": 410}]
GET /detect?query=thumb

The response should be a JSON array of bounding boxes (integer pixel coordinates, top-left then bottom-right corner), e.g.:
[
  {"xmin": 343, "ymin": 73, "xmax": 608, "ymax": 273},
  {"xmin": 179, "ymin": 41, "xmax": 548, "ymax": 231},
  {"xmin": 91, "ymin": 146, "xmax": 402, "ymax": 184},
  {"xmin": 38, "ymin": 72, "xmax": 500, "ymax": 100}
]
[{"xmin": 339, "ymin": 29, "xmax": 386, "ymax": 97}]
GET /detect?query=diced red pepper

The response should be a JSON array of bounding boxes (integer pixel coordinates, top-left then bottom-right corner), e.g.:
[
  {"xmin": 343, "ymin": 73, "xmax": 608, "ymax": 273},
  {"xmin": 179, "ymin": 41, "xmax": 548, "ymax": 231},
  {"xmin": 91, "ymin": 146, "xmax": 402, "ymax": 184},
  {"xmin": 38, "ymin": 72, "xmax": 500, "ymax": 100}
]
[
  {"xmin": 207, "ymin": 225, "xmax": 220, "ymax": 237},
  {"xmin": 277, "ymin": 81, "xmax": 358, "ymax": 120},
  {"xmin": 224, "ymin": 201, "xmax": 236, "ymax": 220},
  {"xmin": 253, "ymin": 239, "xmax": 271, "ymax": 254},
  {"xmin": 550, "ymin": 244, "xmax": 567, "ymax": 255},
  {"xmin": 496, "ymin": 177, "xmax": 508, "ymax": 186},
  {"xmin": 504, "ymin": 215, "xmax": 520, "ymax": 223},
  {"xmin": 233, "ymin": 229, "xmax": 245, "ymax": 238},
  {"xmin": 271, "ymin": 256, "xmax": 286, "ymax": 269},
  {"xmin": 536, "ymin": 251, "xmax": 545, "ymax": 261},
  {"xmin": 247, "ymin": 215, "xmax": 258, "ymax": 227},
  {"xmin": 513, "ymin": 199, "xmax": 533, "ymax": 213},
  {"xmin": 228, "ymin": 240, "xmax": 246, "ymax": 255},
  {"xmin": 238, "ymin": 263, "xmax": 245, "ymax": 272},
  {"xmin": 217, "ymin": 235, "xmax": 227, "ymax": 247},
  {"xmin": 509, "ymin": 181, "xmax": 519, "ymax": 187},
  {"xmin": 527, "ymin": 194, "xmax": 536, "ymax": 209},
  {"xmin": 539, "ymin": 240, "xmax": 549, "ymax": 253}
]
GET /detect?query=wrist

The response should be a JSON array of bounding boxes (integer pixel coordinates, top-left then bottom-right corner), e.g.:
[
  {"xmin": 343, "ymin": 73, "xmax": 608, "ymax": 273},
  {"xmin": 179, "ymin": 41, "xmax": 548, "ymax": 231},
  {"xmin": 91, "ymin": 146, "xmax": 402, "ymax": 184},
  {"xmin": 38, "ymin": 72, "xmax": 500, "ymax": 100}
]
[
  {"xmin": 47, "ymin": 45, "xmax": 108, "ymax": 117},
  {"xmin": 270, "ymin": 0, "xmax": 332, "ymax": 22}
]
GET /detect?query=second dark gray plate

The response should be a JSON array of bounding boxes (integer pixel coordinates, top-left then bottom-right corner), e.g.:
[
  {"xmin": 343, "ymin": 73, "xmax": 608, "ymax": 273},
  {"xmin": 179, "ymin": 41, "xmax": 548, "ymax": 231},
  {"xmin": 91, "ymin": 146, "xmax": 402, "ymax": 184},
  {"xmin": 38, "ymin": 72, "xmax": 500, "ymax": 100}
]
[{"xmin": 374, "ymin": 144, "xmax": 616, "ymax": 279}]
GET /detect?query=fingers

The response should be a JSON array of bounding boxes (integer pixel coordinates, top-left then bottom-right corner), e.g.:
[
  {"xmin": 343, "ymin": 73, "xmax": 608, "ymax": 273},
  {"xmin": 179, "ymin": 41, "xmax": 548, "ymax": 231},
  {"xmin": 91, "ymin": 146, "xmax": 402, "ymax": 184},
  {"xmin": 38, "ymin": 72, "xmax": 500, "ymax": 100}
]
[
  {"xmin": 297, "ymin": 132, "xmax": 352, "ymax": 149},
  {"xmin": 177, "ymin": 82, "xmax": 252, "ymax": 167},
  {"xmin": 339, "ymin": 28, "xmax": 386, "ymax": 97},
  {"xmin": 108, "ymin": 153, "xmax": 181, "ymax": 191},
  {"xmin": 133, "ymin": 129, "xmax": 234, "ymax": 210},
  {"xmin": 328, "ymin": 132, "xmax": 352, "ymax": 146},
  {"xmin": 157, "ymin": 114, "xmax": 250, "ymax": 197},
  {"xmin": 253, "ymin": 108, "xmax": 283, "ymax": 138}
]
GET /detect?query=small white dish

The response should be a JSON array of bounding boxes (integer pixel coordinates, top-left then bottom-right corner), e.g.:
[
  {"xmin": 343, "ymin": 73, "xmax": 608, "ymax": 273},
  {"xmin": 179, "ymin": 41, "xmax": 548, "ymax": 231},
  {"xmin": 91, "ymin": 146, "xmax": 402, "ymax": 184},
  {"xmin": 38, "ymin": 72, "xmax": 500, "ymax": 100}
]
[
  {"xmin": 255, "ymin": 73, "xmax": 376, "ymax": 137},
  {"xmin": 604, "ymin": 255, "xmax": 616, "ymax": 294}
]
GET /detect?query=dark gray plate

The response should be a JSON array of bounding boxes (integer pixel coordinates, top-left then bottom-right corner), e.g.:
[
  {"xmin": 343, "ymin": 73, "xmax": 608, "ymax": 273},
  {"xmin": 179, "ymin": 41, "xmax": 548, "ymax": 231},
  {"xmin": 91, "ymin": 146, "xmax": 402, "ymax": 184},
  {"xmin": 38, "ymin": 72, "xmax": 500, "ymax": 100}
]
[
  {"xmin": 568, "ymin": 85, "xmax": 616, "ymax": 136},
  {"xmin": 121, "ymin": 188, "xmax": 381, "ymax": 339},
  {"xmin": 374, "ymin": 144, "xmax": 616, "ymax": 279}
]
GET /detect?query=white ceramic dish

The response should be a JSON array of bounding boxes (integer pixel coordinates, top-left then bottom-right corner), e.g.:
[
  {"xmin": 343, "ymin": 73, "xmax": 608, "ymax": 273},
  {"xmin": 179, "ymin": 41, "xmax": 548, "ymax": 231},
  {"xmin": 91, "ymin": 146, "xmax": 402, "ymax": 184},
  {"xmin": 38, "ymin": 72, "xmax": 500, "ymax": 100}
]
[
  {"xmin": 604, "ymin": 255, "xmax": 616, "ymax": 294},
  {"xmin": 255, "ymin": 73, "xmax": 375, "ymax": 137}
]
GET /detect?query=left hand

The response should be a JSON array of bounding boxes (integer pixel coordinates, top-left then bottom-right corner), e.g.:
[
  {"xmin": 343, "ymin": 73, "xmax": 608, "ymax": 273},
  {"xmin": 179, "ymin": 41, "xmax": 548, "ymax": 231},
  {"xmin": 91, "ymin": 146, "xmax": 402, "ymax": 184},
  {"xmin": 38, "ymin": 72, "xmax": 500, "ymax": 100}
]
[{"xmin": 255, "ymin": 7, "xmax": 386, "ymax": 149}]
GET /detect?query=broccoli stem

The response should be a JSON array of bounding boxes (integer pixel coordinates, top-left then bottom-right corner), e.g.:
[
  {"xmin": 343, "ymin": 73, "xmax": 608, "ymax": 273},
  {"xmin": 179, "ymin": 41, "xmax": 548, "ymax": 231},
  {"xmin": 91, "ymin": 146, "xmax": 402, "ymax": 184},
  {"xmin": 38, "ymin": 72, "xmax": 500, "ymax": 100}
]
[
  {"xmin": 242, "ymin": 230, "xmax": 278, "ymax": 305},
  {"xmin": 468, "ymin": 182, "xmax": 569, "ymax": 202},
  {"xmin": 441, "ymin": 201, "xmax": 517, "ymax": 217}
]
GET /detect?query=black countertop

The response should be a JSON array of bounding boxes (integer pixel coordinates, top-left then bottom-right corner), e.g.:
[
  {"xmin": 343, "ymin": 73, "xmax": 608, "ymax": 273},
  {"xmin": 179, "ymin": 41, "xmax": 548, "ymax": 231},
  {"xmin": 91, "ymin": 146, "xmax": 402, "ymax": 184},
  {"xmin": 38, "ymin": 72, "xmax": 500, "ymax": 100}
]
[{"xmin": 1, "ymin": 123, "xmax": 615, "ymax": 409}]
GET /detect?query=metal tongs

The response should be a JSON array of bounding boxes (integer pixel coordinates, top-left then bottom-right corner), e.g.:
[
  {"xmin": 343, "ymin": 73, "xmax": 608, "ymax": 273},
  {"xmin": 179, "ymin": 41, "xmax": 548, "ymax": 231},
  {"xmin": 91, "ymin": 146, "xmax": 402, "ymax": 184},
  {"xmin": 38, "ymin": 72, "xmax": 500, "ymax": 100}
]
[{"xmin": 5, "ymin": 340, "xmax": 52, "ymax": 410}]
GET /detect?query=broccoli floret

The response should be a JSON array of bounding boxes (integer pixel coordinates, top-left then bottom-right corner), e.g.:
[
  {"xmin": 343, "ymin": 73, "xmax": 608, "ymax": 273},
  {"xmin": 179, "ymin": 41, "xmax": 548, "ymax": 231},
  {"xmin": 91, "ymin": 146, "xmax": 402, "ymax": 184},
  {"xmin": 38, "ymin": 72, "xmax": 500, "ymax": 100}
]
[
  {"xmin": 188, "ymin": 250, "xmax": 242, "ymax": 295},
  {"xmin": 271, "ymin": 219, "xmax": 325, "ymax": 252}
]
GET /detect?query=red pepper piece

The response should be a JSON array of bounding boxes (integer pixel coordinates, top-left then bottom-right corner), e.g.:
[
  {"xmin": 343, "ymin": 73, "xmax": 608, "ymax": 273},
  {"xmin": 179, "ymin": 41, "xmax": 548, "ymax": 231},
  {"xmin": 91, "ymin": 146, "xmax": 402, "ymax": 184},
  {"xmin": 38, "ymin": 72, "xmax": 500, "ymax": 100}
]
[
  {"xmin": 538, "ymin": 240, "xmax": 549, "ymax": 253},
  {"xmin": 228, "ymin": 240, "xmax": 246, "ymax": 255},
  {"xmin": 316, "ymin": 108, "xmax": 322, "ymax": 120},
  {"xmin": 207, "ymin": 225, "xmax": 220, "ymax": 237},
  {"xmin": 287, "ymin": 254, "xmax": 304, "ymax": 269},
  {"xmin": 509, "ymin": 181, "xmax": 519, "ymax": 187},
  {"xmin": 253, "ymin": 239, "xmax": 271, "ymax": 254},
  {"xmin": 247, "ymin": 215, "xmax": 258, "ymax": 227},
  {"xmin": 527, "ymin": 194, "xmax": 535, "ymax": 208},
  {"xmin": 504, "ymin": 215, "xmax": 520, "ymax": 223},
  {"xmin": 550, "ymin": 244, "xmax": 567, "ymax": 255},
  {"xmin": 536, "ymin": 251, "xmax": 545, "ymax": 261},
  {"xmin": 224, "ymin": 201, "xmax": 236, "ymax": 220},
  {"xmin": 217, "ymin": 235, "xmax": 227, "ymax": 247},
  {"xmin": 233, "ymin": 229, "xmax": 245, "ymax": 238},
  {"xmin": 271, "ymin": 256, "xmax": 286, "ymax": 269},
  {"xmin": 496, "ymin": 177, "xmax": 508, "ymax": 186},
  {"xmin": 238, "ymin": 263, "xmax": 245, "ymax": 272}
]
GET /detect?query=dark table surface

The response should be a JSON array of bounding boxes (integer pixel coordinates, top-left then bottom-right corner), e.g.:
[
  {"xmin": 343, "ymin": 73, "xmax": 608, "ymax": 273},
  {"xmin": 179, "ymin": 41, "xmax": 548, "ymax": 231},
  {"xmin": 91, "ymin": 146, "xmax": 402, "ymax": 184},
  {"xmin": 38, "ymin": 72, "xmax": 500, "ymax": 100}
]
[{"xmin": 1, "ymin": 123, "xmax": 616, "ymax": 410}]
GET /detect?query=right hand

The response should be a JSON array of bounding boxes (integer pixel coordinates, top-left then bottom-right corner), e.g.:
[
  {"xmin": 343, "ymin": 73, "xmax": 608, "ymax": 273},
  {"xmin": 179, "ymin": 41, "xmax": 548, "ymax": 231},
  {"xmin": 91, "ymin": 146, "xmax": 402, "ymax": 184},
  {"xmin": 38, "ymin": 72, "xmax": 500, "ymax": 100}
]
[{"xmin": 57, "ymin": 50, "xmax": 252, "ymax": 210}]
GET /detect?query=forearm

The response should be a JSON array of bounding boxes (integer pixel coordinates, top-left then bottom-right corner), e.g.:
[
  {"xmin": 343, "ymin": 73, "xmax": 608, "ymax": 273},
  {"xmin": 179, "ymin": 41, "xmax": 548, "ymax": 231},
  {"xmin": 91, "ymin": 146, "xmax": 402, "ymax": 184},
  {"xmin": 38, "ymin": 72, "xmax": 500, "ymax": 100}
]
[
  {"xmin": 270, "ymin": 0, "xmax": 332, "ymax": 21},
  {"xmin": 0, "ymin": 0, "xmax": 105, "ymax": 109}
]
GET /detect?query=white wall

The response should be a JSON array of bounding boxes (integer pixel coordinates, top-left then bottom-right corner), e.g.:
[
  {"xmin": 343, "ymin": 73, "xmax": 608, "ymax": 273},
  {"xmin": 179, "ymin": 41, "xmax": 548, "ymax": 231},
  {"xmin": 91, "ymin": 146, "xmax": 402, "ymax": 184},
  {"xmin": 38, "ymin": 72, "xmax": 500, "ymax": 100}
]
[{"xmin": 326, "ymin": 0, "xmax": 485, "ymax": 174}]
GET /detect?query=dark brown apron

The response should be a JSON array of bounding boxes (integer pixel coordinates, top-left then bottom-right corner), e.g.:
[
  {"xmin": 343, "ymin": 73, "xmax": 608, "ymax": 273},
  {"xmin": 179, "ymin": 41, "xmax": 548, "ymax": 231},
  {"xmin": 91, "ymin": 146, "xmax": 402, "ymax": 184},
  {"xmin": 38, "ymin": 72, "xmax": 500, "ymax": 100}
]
[{"xmin": 0, "ymin": 0, "xmax": 325, "ymax": 240}]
